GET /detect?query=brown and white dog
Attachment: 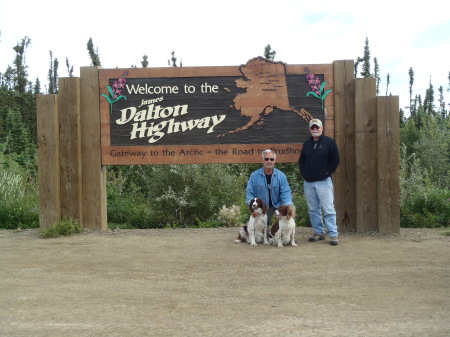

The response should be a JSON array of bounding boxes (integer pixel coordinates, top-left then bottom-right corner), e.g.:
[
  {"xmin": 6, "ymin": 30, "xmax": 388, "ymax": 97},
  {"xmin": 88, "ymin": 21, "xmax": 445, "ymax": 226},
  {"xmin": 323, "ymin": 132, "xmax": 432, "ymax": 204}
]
[
  {"xmin": 234, "ymin": 198, "xmax": 269, "ymax": 246},
  {"xmin": 268, "ymin": 205, "xmax": 297, "ymax": 248}
]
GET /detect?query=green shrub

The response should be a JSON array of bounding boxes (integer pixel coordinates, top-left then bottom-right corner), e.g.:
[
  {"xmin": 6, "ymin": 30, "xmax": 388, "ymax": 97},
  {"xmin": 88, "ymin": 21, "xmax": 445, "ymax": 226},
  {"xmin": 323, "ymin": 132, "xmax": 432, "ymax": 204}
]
[
  {"xmin": 196, "ymin": 218, "xmax": 223, "ymax": 228},
  {"xmin": 291, "ymin": 186, "xmax": 310, "ymax": 227},
  {"xmin": 400, "ymin": 188, "xmax": 450, "ymax": 228},
  {"xmin": 39, "ymin": 218, "xmax": 83, "ymax": 238},
  {"xmin": 0, "ymin": 159, "xmax": 39, "ymax": 229},
  {"xmin": 147, "ymin": 164, "xmax": 247, "ymax": 227},
  {"xmin": 107, "ymin": 170, "xmax": 159, "ymax": 228},
  {"xmin": 400, "ymin": 116, "xmax": 450, "ymax": 189},
  {"xmin": 400, "ymin": 143, "xmax": 450, "ymax": 228}
]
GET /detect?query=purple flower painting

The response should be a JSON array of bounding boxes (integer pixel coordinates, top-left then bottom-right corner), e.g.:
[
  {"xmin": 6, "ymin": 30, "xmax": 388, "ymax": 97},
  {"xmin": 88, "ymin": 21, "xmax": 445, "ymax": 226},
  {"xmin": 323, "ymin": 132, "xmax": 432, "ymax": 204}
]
[
  {"xmin": 102, "ymin": 71, "xmax": 128, "ymax": 114},
  {"xmin": 304, "ymin": 67, "xmax": 332, "ymax": 110}
]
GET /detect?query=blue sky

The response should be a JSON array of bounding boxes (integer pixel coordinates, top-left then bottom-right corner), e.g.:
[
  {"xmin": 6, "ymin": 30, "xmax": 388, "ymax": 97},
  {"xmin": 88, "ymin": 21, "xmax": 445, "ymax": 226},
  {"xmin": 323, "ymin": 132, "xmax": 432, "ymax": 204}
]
[{"xmin": 1, "ymin": 0, "xmax": 449, "ymax": 112}]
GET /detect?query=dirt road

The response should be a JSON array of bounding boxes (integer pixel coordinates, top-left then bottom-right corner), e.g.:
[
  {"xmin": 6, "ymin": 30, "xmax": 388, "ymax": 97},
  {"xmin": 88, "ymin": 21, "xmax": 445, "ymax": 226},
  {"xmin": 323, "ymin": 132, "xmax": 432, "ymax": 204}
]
[{"xmin": 1, "ymin": 227, "xmax": 449, "ymax": 337}]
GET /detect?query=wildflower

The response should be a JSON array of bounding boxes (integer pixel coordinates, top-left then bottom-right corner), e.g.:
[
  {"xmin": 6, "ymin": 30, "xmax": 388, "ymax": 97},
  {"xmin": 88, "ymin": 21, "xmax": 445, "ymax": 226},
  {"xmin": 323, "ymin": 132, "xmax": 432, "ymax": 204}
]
[{"xmin": 218, "ymin": 205, "xmax": 241, "ymax": 227}]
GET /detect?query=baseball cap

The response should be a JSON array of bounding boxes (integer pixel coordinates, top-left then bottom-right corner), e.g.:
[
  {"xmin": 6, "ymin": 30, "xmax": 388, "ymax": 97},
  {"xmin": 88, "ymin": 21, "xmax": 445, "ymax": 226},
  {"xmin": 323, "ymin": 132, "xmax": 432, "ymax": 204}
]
[{"xmin": 309, "ymin": 119, "xmax": 322, "ymax": 128}]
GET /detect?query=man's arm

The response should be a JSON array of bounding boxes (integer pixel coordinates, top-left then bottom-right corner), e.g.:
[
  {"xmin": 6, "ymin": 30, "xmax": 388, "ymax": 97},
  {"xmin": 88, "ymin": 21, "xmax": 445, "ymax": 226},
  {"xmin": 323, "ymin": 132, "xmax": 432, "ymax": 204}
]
[
  {"xmin": 279, "ymin": 173, "xmax": 294, "ymax": 208},
  {"xmin": 288, "ymin": 204, "xmax": 296, "ymax": 219},
  {"xmin": 328, "ymin": 138, "xmax": 340, "ymax": 175},
  {"xmin": 245, "ymin": 173, "xmax": 256, "ymax": 206}
]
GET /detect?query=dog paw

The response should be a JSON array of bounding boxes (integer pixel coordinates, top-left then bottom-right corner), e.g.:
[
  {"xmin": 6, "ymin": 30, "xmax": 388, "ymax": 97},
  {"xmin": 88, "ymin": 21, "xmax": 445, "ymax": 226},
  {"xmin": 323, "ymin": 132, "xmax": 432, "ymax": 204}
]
[
  {"xmin": 277, "ymin": 243, "xmax": 283, "ymax": 248},
  {"xmin": 291, "ymin": 242, "xmax": 298, "ymax": 247},
  {"xmin": 263, "ymin": 240, "xmax": 270, "ymax": 245},
  {"xmin": 250, "ymin": 242, "xmax": 257, "ymax": 247},
  {"xmin": 234, "ymin": 240, "xmax": 241, "ymax": 244}
]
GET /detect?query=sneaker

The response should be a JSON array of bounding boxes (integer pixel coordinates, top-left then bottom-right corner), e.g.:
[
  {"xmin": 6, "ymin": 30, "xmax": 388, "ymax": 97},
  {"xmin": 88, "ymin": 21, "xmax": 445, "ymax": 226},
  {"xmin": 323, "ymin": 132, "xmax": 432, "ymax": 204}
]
[
  {"xmin": 309, "ymin": 234, "xmax": 326, "ymax": 242},
  {"xmin": 330, "ymin": 237, "xmax": 339, "ymax": 246}
]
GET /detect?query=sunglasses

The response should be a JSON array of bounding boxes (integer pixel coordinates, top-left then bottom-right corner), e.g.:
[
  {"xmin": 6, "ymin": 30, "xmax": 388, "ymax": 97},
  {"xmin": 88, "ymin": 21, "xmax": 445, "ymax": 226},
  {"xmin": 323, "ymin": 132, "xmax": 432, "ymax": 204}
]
[
  {"xmin": 310, "ymin": 125, "xmax": 320, "ymax": 130},
  {"xmin": 264, "ymin": 158, "xmax": 275, "ymax": 161}
]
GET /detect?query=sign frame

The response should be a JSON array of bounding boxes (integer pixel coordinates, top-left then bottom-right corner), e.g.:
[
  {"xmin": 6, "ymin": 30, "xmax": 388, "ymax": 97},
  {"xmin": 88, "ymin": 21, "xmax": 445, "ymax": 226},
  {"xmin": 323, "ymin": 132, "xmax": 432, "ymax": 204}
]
[{"xmin": 99, "ymin": 58, "xmax": 334, "ymax": 165}]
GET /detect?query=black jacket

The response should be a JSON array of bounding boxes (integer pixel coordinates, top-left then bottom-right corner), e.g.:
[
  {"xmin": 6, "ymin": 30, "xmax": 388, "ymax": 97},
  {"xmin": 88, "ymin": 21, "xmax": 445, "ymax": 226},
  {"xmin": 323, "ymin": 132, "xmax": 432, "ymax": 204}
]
[{"xmin": 298, "ymin": 135, "xmax": 340, "ymax": 182}]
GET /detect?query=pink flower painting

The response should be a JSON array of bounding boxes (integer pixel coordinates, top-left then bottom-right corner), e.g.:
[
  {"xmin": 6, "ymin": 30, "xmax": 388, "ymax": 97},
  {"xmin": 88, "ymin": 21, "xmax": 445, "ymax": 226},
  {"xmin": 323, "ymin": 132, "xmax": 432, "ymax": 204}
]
[
  {"xmin": 304, "ymin": 67, "xmax": 332, "ymax": 110},
  {"xmin": 102, "ymin": 71, "xmax": 128, "ymax": 114}
]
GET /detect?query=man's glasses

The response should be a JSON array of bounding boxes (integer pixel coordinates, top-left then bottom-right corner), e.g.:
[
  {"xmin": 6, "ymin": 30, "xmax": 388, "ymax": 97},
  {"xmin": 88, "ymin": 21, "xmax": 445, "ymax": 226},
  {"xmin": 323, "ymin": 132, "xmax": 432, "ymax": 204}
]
[
  {"xmin": 264, "ymin": 158, "xmax": 275, "ymax": 161},
  {"xmin": 310, "ymin": 125, "xmax": 320, "ymax": 130}
]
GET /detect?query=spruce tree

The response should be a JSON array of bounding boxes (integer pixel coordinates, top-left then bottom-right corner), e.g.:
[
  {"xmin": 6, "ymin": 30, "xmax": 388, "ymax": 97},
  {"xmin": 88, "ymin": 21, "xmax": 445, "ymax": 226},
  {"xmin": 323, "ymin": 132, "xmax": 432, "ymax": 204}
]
[
  {"xmin": 437, "ymin": 85, "xmax": 446, "ymax": 119},
  {"xmin": 386, "ymin": 73, "xmax": 390, "ymax": 96},
  {"xmin": 168, "ymin": 51, "xmax": 182, "ymax": 67},
  {"xmin": 354, "ymin": 57, "xmax": 362, "ymax": 78},
  {"xmin": 423, "ymin": 78, "xmax": 435, "ymax": 115},
  {"xmin": 141, "ymin": 54, "xmax": 149, "ymax": 68},
  {"xmin": 360, "ymin": 37, "xmax": 371, "ymax": 78},
  {"xmin": 12, "ymin": 36, "xmax": 31, "ymax": 93},
  {"xmin": 408, "ymin": 67, "xmax": 415, "ymax": 117},
  {"xmin": 448, "ymin": 71, "xmax": 450, "ymax": 112},
  {"xmin": 34, "ymin": 78, "xmax": 41, "ymax": 94},
  {"xmin": 374, "ymin": 57, "xmax": 380, "ymax": 95},
  {"xmin": 2, "ymin": 66, "xmax": 13, "ymax": 90},
  {"xmin": 264, "ymin": 44, "xmax": 276, "ymax": 60},
  {"xmin": 4, "ymin": 107, "xmax": 31, "ymax": 155},
  {"xmin": 48, "ymin": 51, "xmax": 59, "ymax": 94},
  {"xmin": 87, "ymin": 38, "xmax": 101, "ymax": 66},
  {"xmin": 65, "ymin": 57, "xmax": 73, "ymax": 77},
  {"xmin": 414, "ymin": 94, "xmax": 424, "ymax": 128}
]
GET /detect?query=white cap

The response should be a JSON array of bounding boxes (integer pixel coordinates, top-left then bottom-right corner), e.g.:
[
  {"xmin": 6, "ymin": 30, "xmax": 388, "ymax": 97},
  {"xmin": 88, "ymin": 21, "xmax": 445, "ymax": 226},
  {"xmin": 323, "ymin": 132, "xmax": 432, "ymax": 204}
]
[{"xmin": 309, "ymin": 119, "xmax": 322, "ymax": 128}]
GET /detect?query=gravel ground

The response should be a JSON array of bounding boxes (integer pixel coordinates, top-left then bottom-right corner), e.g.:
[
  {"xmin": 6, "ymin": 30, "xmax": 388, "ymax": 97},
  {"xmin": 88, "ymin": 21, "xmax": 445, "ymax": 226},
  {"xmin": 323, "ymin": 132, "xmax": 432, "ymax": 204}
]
[{"xmin": 1, "ymin": 227, "xmax": 450, "ymax": 337}]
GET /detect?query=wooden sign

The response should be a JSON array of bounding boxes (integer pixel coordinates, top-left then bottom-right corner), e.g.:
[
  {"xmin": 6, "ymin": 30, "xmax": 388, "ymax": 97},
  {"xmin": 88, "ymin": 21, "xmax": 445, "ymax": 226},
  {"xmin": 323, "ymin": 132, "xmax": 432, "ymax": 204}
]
[{"xmin": 99, "ymin": 57, "xmax": 334, "ymax": 165}]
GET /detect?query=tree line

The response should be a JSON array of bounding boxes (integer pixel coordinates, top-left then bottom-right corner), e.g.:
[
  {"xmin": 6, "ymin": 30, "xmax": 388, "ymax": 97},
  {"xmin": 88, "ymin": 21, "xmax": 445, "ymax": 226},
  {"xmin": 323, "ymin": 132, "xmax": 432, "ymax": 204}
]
[{"xmin": 0, "ymin": 36, "xmax": 448, "ymax": 229}]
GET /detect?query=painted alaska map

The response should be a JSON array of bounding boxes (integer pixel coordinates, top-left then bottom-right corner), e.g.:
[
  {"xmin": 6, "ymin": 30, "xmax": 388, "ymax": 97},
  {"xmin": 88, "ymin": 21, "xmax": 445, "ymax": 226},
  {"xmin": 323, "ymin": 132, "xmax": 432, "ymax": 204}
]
[{"xmin": 219, "ymin": 57, "xmax": 313, "ymax": 137}]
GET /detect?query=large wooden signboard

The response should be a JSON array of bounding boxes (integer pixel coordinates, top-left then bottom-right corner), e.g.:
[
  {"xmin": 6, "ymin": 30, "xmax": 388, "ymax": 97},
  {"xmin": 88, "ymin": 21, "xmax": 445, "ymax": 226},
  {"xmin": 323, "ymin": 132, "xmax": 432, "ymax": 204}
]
[{"xmin": 99, "ymin": 57, "xmax": 334, "ymax": 165}]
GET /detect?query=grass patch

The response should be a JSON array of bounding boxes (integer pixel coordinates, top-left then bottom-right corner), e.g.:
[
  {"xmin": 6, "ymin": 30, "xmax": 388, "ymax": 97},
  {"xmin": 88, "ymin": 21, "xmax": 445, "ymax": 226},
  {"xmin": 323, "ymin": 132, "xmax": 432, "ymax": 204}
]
[
  {"xmin": 39, "ymin": 218, "xmax": 83, "ymax": 238},
  {"xmin": 441, "ymin": 229, "xmax": 450, "ymax": 237},
  {"xmin": 107, "ymin": 222, "xmax": 136, "ymax": 230}
]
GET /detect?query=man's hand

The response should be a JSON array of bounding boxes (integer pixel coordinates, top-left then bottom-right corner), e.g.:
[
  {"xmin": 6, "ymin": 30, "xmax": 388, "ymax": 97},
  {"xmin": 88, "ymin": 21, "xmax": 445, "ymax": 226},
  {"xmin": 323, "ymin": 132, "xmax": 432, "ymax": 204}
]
[{"xmin": 288, "ymin": 205, "xmax": 296, "ymax": 219}]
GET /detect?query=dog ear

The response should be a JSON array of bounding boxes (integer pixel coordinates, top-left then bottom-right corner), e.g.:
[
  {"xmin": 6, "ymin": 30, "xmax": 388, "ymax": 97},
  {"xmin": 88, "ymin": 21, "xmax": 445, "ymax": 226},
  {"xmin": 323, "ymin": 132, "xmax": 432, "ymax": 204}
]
[
  {"xmin": 286, "ymin": 205, "xmax": 293, "ymax": 220},
  {"xmin": 262, "ymin": 200, "xmax": 267, "ymax": 214},
  {"xmin": 270, "ymin": 219, "xmax": 279, "ymax": 236}
]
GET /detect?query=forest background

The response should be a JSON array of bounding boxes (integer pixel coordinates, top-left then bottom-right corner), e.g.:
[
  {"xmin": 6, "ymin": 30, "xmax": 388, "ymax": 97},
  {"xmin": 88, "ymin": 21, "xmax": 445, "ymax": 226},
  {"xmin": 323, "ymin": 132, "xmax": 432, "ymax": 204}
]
[{"xmin": 0, "ymin": 36, "xmax": 449, "ymax": 232}]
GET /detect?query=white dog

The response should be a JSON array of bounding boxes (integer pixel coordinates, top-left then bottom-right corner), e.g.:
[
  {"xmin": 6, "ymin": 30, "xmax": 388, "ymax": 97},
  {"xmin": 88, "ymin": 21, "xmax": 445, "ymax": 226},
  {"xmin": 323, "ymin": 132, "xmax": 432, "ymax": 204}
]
[
  {"xmin": 234, "ymin": 198, "xmax": 269, "ymax": 246},
  {"xmin": 268, "ymin": 205, "xmax": 297, "ymax": 248}
]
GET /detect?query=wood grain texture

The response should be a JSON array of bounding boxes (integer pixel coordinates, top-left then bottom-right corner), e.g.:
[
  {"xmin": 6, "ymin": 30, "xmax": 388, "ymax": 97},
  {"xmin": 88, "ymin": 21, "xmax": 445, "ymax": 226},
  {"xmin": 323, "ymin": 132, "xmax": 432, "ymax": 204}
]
[
  {"xmin": 81, "ymin": 67, "xmax": 107, "ymax": 230},
  {"xmin": 355, "ymin": 78, "xmax": 378, "ymax": 232},
  {"xmin": 333, "ymin": 60, "xmax": 356, "ymax": 232},
  {"xmin": 36, "ymin": 94, "xmax": 61, "ymax": 228},
  {"xmin": 377, "ymin": 96, "xmax": 400, "ymax": 234},
  {"xmin": 58, "ymin": 77, "xmax": 83, "ymax": 223}
]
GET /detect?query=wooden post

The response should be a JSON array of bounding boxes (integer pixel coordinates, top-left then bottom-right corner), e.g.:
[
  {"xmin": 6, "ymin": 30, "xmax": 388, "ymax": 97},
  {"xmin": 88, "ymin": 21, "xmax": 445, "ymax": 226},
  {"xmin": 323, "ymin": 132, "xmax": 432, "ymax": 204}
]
[
  {"xmin": 333, "ymin": 60, "xmax": 356, "ymax": 232},
  {"xmin": 377, "ymin": 96, "xmax": 400, "ymax": 233},
  {"xmin": 58, "ymin": 77, "xmax": 83, "ymax": 224},
  {"xmin": 36, "ymin": 94, "xmax": 61, "ymax": 228},
  {"xmin": 355, "ymin": 78, "xmax": 378, "ymax": 232},
  {"xmin": 80, "ymin": 67, "xmax": 107, "ymax": 230}
]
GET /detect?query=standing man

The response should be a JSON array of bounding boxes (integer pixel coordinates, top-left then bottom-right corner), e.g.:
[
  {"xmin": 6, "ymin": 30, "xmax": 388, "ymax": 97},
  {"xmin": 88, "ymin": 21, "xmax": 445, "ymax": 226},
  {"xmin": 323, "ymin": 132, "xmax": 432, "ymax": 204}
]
[
  {"xmin": 298, "ymin": 119, "xmax": 340, "ymax": 246},
  {"xmin": 246, "ymin": 149, "xmax": 295, "ymax": 228}
]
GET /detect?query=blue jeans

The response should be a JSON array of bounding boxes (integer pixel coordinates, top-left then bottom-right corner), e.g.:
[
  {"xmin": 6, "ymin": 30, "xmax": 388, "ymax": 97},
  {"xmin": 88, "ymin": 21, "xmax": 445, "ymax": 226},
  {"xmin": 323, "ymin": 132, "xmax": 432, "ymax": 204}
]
[
  {"xmin": 267, "ymin": 206, "xmax": 275, "ymax": 227},
  {"xmin": 304, "ymin": 177, "xmax": 338, "ymax": 238}
]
